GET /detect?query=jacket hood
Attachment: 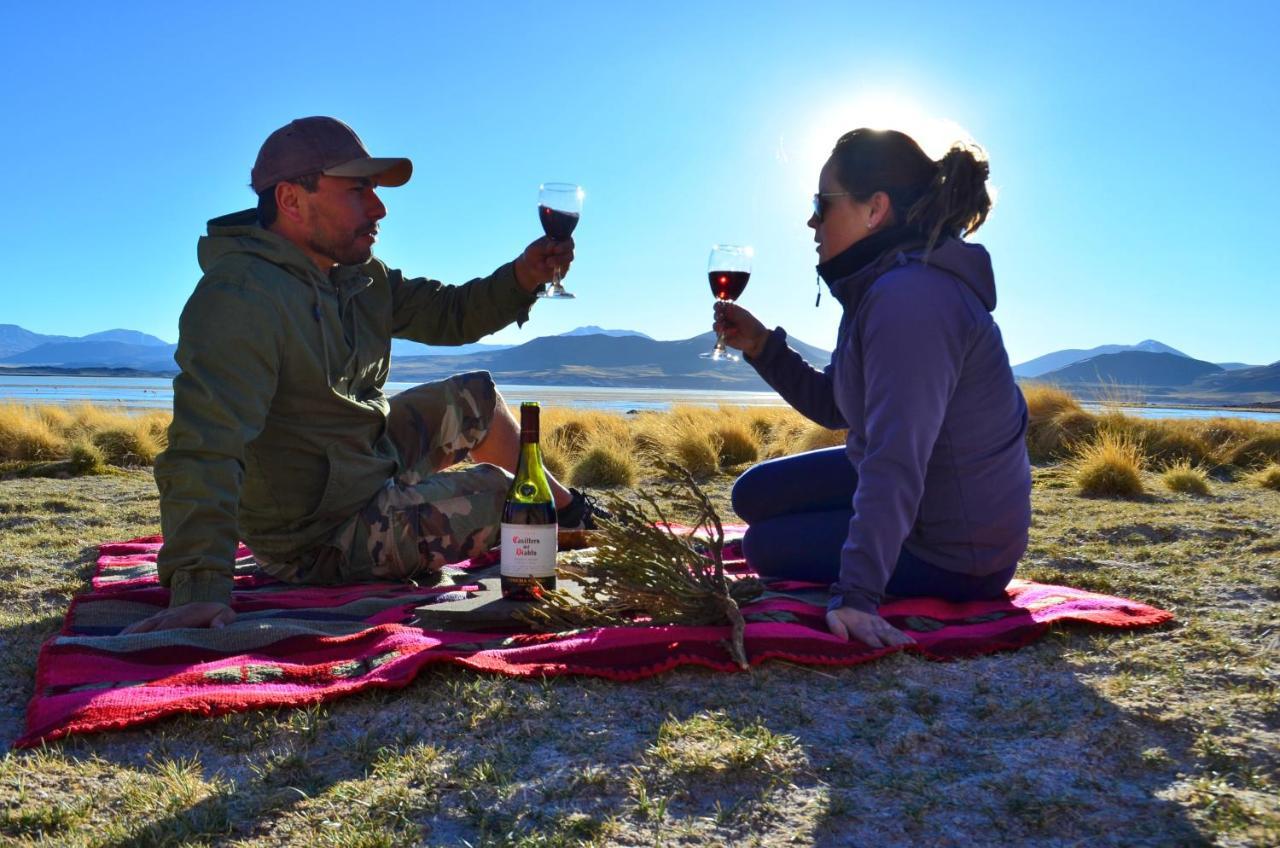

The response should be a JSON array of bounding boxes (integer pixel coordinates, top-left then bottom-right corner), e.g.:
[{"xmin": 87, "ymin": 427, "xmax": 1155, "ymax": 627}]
[
  {"xmin": 921, "ymin": 238, "xmax": 997, "ymax": 311},
  {"xmin": 826, "ymin": 236, "xmax": 998, "ymax": 314},
  {"xmin": 198, "ymin": 209, "xmax": 326, "ymax": 284}
]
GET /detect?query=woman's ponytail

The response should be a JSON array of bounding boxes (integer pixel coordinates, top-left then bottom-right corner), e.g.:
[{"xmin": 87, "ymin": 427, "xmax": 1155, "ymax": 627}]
[{"xmin": 905, "ymin": 144, "xmax": 992, "ymax": 250}]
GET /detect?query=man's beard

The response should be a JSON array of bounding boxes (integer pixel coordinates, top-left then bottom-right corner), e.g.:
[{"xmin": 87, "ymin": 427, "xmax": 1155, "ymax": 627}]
[{"xmin": 307, "ymin": 225, "xmax": 374, "ymax": 267}]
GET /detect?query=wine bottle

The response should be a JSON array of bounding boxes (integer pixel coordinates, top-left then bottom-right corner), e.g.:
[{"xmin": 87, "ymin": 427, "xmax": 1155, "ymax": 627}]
[{"xmin": 500, "ymin": 402, "xmax": 557, "ymax": 600}]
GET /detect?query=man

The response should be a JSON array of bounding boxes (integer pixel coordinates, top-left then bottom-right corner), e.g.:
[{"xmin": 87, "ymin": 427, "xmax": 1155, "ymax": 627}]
[{"xmin": 125, "ymin": 116, "xmax": 599, "ymax": 634}]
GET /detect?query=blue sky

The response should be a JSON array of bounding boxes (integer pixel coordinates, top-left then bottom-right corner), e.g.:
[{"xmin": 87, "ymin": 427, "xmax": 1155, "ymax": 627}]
[{"xmin": 2, "ymin": 1, "xmax": 1276, "ymax": 366}]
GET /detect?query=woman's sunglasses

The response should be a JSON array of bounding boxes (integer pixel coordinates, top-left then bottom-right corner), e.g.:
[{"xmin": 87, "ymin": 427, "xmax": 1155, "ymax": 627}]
[{"xmin": 812, "ymin": 191, "xmax": 852, "ymax": 222}]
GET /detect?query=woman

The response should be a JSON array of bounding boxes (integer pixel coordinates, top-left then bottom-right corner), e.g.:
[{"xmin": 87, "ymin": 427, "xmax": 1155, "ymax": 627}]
[{"xmin": 716, "ymin": 128, "xmax": 1031, "ymax": 649}]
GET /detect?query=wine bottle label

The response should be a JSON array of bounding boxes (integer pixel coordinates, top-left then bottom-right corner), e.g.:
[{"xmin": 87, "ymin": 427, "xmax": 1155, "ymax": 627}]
[{"xmin": 500, "ymin": 523, "xmax": 557, "ymax": 577}]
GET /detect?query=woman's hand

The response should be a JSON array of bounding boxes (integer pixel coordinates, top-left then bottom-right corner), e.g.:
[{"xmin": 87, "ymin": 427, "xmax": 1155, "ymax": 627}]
[
  {"xmin": 713, "ymin": 301, "xmax": 769, "ymax": 359},
  {"xmin": 825, "ymin": 606, "xmax": 915, "ymax": 648}
]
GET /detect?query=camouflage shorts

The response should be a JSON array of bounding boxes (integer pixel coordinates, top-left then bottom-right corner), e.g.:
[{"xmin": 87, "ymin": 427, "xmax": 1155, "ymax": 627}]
[{"xmin": 284, "ymin": 371, "xmax": 513, "ymax": 586}]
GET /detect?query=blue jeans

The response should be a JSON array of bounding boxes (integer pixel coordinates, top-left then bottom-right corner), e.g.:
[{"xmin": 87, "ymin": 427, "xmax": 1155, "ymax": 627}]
[{"xmin": 731, "ymin": 447, "xmax": 1016, "ymax": 602}]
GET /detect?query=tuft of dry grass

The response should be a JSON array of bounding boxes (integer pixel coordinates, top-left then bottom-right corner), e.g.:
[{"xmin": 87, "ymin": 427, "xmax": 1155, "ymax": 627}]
[
  {"xmin": 1252, "ymin": 463, "xmax": 1280, "ymax": 491},
  {"xmin": 633, "ymin": 406, "xmax": 722, "ymax": 477},
  {"xmin": 0, "ymin": 404, "xmax": 62, "ymax": 461},
  {"xmin": 569, "ymin": 437, "xmax": 637, "ymax": 488},
  {"xmin": 93, "ymin": 422, "xmax": 162, "ymax": 467},
  {"xmin": 1145, "ymin": 421, "xmax": 1215, "ymax": 466},
  {"xmin": 66, "ymin": 440, "xmax": 108, "ymax": 476},
  {"xmin": 1227, "ymin": 433, "xmax": 1280, "ymax": 469},
  {"xmin": 791, "ymin": 423, "xmax": 848, "ymax": 454},
  {"xmin": 708, "ymin": 408, "xmax": 760, "ymax": 467},
  {"xmin": 1027, "ymin": 407, "xmax": 1097, "ymax": 463},
  {"xmin": 1161, "ymin": 460, "xmax": 1211, "ymax": 496},
  {"xmin": 1021, "ymin": 383, "xmax": 1082, "ymax": 423},
  {"xmin": 1073, "ymin": 429, "xmax": 1145, "ymax": 498}
]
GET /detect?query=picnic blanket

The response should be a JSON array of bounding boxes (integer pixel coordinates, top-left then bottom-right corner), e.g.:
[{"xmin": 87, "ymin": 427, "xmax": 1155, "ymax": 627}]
[{"xmin": 18, "ymin": 526, "xmax": 1173, "ymax": 747}]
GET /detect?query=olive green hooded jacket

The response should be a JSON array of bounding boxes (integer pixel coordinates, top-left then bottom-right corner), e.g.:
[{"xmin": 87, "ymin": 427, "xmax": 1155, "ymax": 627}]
[{"xmin": 155, "ymin": 209, "xmax": 536, "ymax": 607}]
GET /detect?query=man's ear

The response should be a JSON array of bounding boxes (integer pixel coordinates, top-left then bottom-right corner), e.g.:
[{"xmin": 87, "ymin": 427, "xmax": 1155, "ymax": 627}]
[{"xmin": 275, "ymin": 181, "xmax": 306, "ymax": 225}]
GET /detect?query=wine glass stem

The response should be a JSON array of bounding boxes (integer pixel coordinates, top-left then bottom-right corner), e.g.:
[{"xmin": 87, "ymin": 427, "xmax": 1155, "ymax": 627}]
[{"xmin": 714, "ymin": 296, "xmax": 733, "ymax": 353}]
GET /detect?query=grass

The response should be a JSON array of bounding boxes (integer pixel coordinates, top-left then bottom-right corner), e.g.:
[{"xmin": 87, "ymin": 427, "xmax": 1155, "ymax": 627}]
[
  {"xmin": 1161, "ymin": 460, "xmax": 1212, "ymax": 496},
  {"xmin": 1, "ymin": 397, "xmax": 1279, "ymax": 845},
  {"xmin": 1072, "ymin": 429, "xmax": 1146, "ymax": 498},
  {"xmin": 1252, "ymin": 464, "xmax": 1280, "ymax": 492}
]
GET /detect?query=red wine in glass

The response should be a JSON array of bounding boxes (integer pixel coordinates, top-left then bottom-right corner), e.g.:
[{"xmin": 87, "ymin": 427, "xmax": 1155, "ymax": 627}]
[
  {"xmin": 709, "ymin": 270, "xmax": 750, "ymax": 301},
  {"xmin": 702, "ymin": 245, "xmax": 753, "ymax": 361},
  {"xmin": 536, "ymin": 183, "xmax": 583, "ymax": 299},
  {"xmin": 539, "ymin": 206, "xmax": 580, "ymax": 241}
]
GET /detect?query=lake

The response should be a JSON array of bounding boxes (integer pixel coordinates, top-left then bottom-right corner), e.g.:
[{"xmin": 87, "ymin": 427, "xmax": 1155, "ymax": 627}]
[{"xmin": 2, "ymin": 374, "xmax": 1277, "ymax": 421}]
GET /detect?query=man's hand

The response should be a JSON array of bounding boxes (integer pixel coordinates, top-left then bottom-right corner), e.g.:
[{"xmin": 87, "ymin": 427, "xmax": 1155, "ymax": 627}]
[
  {"xmin": 713, "ymin": 301, "xmax": 770, "ymax": 359},
  {"xmin": 513, "ymin": 236, "xmax": 575, "ymax": 292},
  {"xmin": 121, "ymin": 602, "xmax": 236, "ymax": 635},
  {"xmin": 825, "ymin": 606, "xmax": 915, "ymax": 649}
]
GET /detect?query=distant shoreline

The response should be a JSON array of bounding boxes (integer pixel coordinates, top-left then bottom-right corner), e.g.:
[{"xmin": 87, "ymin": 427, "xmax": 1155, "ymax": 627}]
[
  {"xmin": 0, "ymin": 366, "xmax": 177, "ymax": 378},
  {"xmin": 2, "ymin": 368, "xmax": 1277, "ymax": 415}
]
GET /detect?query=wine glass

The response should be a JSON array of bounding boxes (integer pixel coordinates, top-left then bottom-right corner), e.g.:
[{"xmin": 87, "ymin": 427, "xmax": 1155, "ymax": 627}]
[
  {"xmin": 536, "ymin": 182, "xmax": 584, "ymax": 299},
  {"xmin": 701, "ymin": 244, "xmax": 753, "ymax": 361}
]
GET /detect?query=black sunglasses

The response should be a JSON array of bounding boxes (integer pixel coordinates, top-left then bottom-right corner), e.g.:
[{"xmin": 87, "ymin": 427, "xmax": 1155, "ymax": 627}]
[{"xmin": 812, "ymin": 191, "xmax": 852, "ymax": 222}]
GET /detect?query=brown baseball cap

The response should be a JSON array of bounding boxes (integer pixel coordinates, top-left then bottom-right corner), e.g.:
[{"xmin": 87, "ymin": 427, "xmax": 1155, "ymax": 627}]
[{"xmin": 250, "ymin": 116, "xmax": 413, "ymax": 194}]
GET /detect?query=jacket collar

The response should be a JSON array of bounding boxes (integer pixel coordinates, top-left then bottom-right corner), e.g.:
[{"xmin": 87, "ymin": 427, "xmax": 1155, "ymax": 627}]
[{"xmin": 817, "ymin": 226, "xmax": 925, "ymax": 309}]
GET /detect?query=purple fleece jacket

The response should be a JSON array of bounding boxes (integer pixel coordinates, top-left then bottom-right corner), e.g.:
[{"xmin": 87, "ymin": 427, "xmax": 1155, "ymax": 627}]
[{"xmin": 748, "ymin": 235, "xmax": 1031, "ymax": 612}]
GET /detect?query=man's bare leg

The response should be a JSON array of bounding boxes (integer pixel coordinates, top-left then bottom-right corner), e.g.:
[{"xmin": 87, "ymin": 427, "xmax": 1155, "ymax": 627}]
[{"xmin": 469, "ymin": 390, "xmax": 573, "ymax": 509}]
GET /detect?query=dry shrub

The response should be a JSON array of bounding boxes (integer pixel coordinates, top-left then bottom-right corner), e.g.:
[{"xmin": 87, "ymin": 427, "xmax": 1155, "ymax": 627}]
[
  {"xmin": 93, "ymin": 422, "xmax": 161, "ymax": 466},
  {"xmin": 1028, "ymin": 408, "xmax": 1097, "ymax": 463},
  {"xmin": 633, "ymin": 406, "xmax": 722, "ymax": 476},
  {"xmin": 67, "ymin": 440, "xmax": 108, "ymax": 476},
  {"xmin": 65, "ymin": 402, "xmax": 132, "ymax": 438},
  {"xmin": 711, "ymin": 412, "xmax": 760, "ymax": 466},
  {"xmin": 1196, "ymin": 418, "xmax": 1262, "ymax": 451},
  {"xmin": 1021, "ymin": 383, "xmax": 1081, "ymax": 423},
  {"xmin": 745, "ymin": 408, "xmax": 787, "ymax": 444},
  {"xmin": 0, "ymin": 403, "xmax": 64, "ymax": 460},
  {"xmin": 35, "ymin": 404, "xmax": 75, "ymax": 433},
  {"xmin": 546, "ymin": 418, "xmax": 589, "ymax": 454},
  {"xmin": 569, "ymin": 442, "xmax": 636, "ymax": 487},
  {"xmin": 1253, "ymin": 464, "xmax": 1280, "ymax": 492},
  {"xmin": 1072, "ymin": 430, "xmax": 1145, "ymax": 498},
  {"xmin": 538, "ymin": 443, "xmax": 567, "ymax": 481},
  {"xmin": 1161, "ymin": 460, "xmax": 1210, "ymax": 496},
  {"xmin": 139, "ymin": 410, "xmax": 172, "ymax": 445},
  {"xmin": 760, "ymin": 415, "xmax": 811, "ymax": 459},
  {"xmin": 1145, "ymin": 422, "xmax": 1213, "ymax": 466},
  {"xmin": 1227, "ymin": 433, "xmax": 1280, "ymax": 470},
  {"xmin": 793, "ymin": 423, "xmax": 848, "ymax": 453},
  {"xmin": 516, "ymin": 407, "xmax": 633, "ymax": 483}
]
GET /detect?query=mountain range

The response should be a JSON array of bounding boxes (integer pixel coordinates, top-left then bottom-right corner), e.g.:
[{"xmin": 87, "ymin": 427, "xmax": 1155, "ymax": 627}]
[
  {"xmin": 1011, "ymin": 339, "xmax": 1257, "ymax": 377},
  {"xmin": 1029, "ymin": 351, "xmax": 1280, "ymax": 406},
  {"xmin": 389, "ymin": 331, "xmax": 829, "ymax": 390},
  {"xmin": 3, "ymin": 324, "xmax": 1276, "ymax": 404},
  {"xmin": 0, "ymin": 324, "xmax": 819, "ymax": 391}
]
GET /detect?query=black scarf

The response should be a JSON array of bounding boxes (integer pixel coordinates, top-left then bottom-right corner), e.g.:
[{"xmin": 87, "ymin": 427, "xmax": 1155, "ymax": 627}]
[{"xmin": 815, "ymin": 225, "xmax": 923, "ymax": 285}]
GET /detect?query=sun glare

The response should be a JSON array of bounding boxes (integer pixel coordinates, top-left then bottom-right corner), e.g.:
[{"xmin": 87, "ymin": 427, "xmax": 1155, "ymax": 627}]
[{"xmin": 795, "ymin": 91, "xmax": 976, "ymax": 188}]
